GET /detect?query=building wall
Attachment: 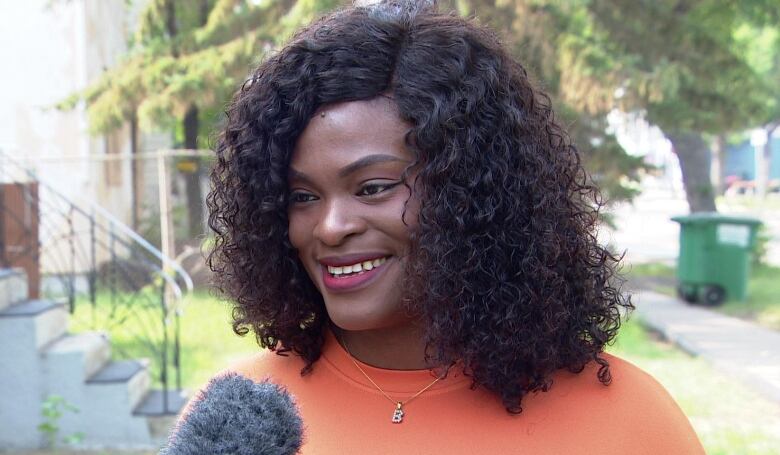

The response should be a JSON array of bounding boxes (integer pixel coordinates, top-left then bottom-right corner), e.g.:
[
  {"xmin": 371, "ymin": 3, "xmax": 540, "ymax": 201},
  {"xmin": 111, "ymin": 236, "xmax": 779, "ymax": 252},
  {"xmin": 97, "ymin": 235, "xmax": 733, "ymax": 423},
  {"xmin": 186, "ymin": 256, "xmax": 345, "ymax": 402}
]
[
  {"xmin": 0, "ymin": 0, "xmax": 161, "ymax": 229},
  {"xmin": 0, "ymin": 0, "xmax": 178, "ymax": 278},
  {"xmin": 0, "ymin": 0, "xmax": 88, "ymax": 182},
  {"xmin": 725, "ymin": 137, "xmax": 780, "ymax": 181}
]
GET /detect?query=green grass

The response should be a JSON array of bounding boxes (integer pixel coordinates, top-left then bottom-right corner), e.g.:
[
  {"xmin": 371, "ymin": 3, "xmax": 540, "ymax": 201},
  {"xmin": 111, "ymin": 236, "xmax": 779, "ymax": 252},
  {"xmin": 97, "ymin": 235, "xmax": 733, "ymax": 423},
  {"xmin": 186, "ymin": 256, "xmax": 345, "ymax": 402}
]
[
  {"xmin": 721, "ymin": 264, "xmax": 780, "ymax": 330},
  {"xmin": 622, "ymin": 261, "xmax": 677, "ymax": 297},
  {"xmin": 625, "ymin": 260, "xmax": 780, "ymax": 330},
  {"xmin": 624, "ymin": 261, "xmax": 676, "ymax": 278},
  {"xmin": 176, "ymin": 291, "xmax": 260, "ymax": 389},
  {"xmin": 609, "ymin": 318, "xmax": 780, "ymax": 454}
]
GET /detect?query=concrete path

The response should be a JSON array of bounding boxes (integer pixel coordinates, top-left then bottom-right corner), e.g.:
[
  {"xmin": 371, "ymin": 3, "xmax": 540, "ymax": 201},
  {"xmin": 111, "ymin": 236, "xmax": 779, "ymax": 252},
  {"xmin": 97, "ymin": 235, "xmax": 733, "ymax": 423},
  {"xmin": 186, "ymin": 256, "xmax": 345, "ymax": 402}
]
[{"xmin": 635, "ymin": 290, "xmax": 780, "ymax": 404}]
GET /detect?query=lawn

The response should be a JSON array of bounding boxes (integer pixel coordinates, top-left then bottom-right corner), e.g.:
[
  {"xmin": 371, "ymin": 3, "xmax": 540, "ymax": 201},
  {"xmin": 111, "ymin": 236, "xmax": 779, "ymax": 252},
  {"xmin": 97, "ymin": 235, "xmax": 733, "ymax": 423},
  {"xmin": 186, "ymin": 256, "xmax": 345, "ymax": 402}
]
[
  {"xmin": 623, "ymin": 261, "xmax": 677, "ymax": 297},
  {"xmin": 59, "ymin": 289, "xmax": 780, "ymax": 454},
  {"xmin": 175, "ymin": 291, "xmax": 260, "ymax": 389},
  {"xmin": 722, "ymin": 264, "xmax": 780, "ymax": 330}
]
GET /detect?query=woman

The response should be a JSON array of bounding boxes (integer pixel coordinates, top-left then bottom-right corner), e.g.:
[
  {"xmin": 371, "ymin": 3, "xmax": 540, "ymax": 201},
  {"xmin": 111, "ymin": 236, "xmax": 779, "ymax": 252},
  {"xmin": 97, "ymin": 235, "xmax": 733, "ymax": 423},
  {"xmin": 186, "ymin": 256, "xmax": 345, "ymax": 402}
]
[{"xmin": 206, "ymin": 0, "xmax": 704, "ymax": 452}]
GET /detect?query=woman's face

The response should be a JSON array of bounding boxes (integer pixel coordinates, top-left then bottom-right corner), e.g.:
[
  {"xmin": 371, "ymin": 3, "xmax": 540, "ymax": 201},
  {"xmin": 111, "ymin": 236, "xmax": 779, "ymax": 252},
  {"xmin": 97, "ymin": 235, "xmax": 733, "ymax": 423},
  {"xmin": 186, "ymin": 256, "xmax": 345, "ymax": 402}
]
[{"xmin": 287, "ymin": 98, "xmax": 419, "ymax": 332}]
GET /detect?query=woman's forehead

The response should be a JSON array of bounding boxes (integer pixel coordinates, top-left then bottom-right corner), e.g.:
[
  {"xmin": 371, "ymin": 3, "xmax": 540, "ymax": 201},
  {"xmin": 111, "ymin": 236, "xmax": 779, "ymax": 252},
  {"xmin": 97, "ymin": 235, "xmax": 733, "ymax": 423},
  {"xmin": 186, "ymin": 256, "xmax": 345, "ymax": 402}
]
[
  {"xmin": 290, "ymin": 98, "xmax": 413, "ymax": 171},
  {"xmin": 309, "ymin": 96, "xmax": 400, "ymax": 127}
]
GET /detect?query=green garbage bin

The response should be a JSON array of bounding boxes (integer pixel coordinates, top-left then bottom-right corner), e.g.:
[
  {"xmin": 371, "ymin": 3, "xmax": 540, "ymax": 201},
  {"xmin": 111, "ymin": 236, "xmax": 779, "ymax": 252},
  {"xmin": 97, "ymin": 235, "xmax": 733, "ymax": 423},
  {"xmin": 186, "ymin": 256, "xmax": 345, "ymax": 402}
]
[{"xmin": 671, "ymin": 213, "xmax": 762, "ymax": 305}]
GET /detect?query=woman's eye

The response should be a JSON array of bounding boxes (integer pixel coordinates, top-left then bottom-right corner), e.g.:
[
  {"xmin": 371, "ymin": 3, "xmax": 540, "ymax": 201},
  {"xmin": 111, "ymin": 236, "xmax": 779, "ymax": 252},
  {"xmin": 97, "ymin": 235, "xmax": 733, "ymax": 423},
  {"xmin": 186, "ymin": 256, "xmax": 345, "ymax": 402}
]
[
  {"xmin": 358, "ymin": 181, "xmax": 401, "ymax": 197},
  {"xmin": 289, "ymin": 191, "xmax": 317, "ymax": 204}
]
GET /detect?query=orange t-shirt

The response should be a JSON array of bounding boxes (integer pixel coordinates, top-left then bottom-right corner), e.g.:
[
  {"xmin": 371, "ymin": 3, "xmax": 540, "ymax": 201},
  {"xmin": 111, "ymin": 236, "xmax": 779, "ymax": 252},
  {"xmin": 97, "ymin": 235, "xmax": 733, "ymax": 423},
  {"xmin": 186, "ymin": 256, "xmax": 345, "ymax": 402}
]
[{"xmin": 220, "ymin": 329, "xmax": 704, "ymax": 454}]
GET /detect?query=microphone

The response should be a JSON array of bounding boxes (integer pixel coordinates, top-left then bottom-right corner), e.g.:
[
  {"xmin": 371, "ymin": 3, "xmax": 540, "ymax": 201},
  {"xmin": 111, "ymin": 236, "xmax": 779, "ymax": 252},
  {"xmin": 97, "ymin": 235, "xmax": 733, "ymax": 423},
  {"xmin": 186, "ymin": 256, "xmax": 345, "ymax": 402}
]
[{"xmin": 160, "ymin": 372, "xmax": 303, "ymax": 455}]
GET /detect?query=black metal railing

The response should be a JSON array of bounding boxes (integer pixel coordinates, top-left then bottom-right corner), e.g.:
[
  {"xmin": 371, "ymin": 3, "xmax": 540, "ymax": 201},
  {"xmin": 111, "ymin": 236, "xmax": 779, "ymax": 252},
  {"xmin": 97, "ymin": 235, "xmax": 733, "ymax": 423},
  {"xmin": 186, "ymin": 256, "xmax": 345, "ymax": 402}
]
[{"xmin": 0, "ymin": 151, "xmax": 192, "ymax": 413}]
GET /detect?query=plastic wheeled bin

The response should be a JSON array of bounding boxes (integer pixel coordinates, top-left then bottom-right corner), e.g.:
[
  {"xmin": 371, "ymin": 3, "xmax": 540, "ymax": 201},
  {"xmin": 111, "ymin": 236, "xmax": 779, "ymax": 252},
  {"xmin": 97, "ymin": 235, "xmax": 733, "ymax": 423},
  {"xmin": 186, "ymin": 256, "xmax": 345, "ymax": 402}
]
[{"xmin": 671, "ymin": 213, "xmax": 762, "ymax": 305}]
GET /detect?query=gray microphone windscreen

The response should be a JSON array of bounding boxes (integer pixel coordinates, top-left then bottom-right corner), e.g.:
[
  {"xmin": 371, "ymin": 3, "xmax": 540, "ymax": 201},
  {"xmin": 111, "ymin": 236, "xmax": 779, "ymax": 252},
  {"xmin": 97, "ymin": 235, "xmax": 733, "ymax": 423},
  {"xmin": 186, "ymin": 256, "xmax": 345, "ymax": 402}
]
[{"xmin": 160, "ymin": 372, "xmax": 303, "ymax": 455}]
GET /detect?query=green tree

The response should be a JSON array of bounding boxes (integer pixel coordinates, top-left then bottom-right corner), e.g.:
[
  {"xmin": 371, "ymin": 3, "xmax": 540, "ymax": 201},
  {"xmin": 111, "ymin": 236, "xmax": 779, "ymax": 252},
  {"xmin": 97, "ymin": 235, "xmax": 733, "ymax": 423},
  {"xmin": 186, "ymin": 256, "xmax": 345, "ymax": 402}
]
[
  {"xmin": 460, "ymin": 0, "xmax": 780, "ymax": 212},
  {"xmin": 578, "ymin": 0, "xmax": 778, "ymax": 212}
]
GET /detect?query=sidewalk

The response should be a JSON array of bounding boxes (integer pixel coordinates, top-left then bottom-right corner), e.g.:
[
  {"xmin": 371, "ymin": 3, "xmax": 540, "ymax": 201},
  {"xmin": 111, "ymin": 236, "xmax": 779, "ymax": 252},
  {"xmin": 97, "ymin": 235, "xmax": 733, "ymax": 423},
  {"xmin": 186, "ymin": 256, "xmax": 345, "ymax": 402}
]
[{"xmin": 635, "ymin": 290, "xmax": 780, "ymax": 404}]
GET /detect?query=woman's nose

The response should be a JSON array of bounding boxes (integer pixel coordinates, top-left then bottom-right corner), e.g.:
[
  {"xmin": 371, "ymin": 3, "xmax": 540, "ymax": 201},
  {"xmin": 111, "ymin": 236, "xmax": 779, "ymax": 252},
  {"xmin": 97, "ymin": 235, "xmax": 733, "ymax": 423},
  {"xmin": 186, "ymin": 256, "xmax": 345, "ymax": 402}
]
[{"xmin": 313, "ymin": 199, "xmax": 366, "ymax": 246}]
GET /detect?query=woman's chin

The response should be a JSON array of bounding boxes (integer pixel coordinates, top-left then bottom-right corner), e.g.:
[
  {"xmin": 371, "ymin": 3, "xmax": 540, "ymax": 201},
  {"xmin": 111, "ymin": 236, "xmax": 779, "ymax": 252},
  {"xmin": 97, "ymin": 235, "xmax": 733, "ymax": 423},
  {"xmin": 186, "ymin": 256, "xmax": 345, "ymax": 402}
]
[
  {"xmin": 325, "ymin": 308, "xmax": 389, "ymax": 332},
  {"xmin": 324, "ymin": 302, "xmax": 414, "ymax": 333}
]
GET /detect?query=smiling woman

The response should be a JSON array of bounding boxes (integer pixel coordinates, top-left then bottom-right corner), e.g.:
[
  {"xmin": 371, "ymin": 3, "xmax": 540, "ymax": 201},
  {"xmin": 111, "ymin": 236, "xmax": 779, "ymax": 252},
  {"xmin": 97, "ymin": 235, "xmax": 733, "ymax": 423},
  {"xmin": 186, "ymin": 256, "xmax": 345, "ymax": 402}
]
[
  {"xmin": 203, "ymin": 0, "xmax": 705, "ymax": 453},
  {"xmin": 287, "ymin": 99, "xmax": 426, "ymax": 367}
]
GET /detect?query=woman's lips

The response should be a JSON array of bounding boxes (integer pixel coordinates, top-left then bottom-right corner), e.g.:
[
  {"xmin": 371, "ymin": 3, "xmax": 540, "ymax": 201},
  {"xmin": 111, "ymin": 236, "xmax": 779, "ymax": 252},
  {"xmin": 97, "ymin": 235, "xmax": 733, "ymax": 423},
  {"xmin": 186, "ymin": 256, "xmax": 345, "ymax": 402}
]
[{"xmin": 321, "ymin": 256, "xmax": 393, "ymax": 292}]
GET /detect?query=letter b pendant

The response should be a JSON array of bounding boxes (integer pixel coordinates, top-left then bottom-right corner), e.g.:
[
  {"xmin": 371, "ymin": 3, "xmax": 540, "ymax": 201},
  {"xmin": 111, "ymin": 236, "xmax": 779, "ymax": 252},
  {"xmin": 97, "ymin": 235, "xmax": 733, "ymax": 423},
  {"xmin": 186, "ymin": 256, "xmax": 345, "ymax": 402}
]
[{"xmin": 392, "ymin": 402, "xmax": 404, "ymax": 423}]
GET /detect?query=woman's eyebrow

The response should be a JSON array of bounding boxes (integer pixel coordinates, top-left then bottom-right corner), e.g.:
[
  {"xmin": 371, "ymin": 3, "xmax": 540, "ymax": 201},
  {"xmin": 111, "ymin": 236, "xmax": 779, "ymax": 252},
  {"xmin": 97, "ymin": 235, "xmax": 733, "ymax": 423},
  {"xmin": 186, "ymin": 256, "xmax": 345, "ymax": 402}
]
[
  {"xmin": 337, "ymin": 154, "xmax": 408, "ymax": 178},
  {"xmin": 289, "ymin": 154, "xmax": 408, "ymax": 183},
  {"xmin": 288, "ymin": 168, "xmax": 314, "ymax": 185}
]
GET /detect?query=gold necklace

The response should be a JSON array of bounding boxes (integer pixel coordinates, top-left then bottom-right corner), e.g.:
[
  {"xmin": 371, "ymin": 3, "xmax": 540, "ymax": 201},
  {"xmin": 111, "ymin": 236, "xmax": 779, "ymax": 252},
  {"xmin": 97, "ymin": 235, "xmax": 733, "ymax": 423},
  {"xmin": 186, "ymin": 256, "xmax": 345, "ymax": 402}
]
[{"xmin": 340, "ymin": 336, "xmax": 447, "ymax": 424}]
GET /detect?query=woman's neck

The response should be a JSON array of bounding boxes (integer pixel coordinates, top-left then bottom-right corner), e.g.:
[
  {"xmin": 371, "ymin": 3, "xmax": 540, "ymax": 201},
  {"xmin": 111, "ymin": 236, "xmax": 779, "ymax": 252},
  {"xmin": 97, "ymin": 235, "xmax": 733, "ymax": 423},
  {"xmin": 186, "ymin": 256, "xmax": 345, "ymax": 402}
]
[{"xmin": 331, "ymin": 322, "xmax": 433, "ymax": 370}]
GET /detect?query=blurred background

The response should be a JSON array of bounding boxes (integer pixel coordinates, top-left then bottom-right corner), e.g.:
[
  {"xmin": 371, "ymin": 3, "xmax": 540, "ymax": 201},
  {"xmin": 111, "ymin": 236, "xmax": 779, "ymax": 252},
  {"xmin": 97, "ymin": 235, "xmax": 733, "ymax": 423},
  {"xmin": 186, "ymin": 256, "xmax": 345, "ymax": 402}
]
[{"xmin": 0, "ymin": 0, "xmax": 778, "ymax": 453}]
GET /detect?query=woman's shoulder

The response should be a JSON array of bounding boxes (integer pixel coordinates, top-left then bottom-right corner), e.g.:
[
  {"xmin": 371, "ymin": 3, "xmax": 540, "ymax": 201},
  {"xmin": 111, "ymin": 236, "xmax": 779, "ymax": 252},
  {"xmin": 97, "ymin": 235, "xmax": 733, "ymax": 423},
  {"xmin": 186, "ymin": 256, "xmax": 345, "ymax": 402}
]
[
  {"xmin": 553, "ymin": 352, "xmax": 704, "ymax": 453},
  {"xmin": 593, "ymin": 353, "xmax": 681, "ymax": 407},
  {"xmin": 594, "ymin": 352, "xmax": 665, "ymax": 387},
  {"xmin": 556, "ymin": 352, "xmax": 683, "ymax": 415}
]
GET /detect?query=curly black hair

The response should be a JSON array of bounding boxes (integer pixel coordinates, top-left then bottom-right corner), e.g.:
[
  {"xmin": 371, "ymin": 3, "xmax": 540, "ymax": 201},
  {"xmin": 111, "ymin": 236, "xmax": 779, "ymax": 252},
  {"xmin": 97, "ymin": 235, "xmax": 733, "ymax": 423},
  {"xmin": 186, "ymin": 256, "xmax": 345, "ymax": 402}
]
[{"xmin": 207, "ymin": 0, "xmax": 632, "ymax": 414}]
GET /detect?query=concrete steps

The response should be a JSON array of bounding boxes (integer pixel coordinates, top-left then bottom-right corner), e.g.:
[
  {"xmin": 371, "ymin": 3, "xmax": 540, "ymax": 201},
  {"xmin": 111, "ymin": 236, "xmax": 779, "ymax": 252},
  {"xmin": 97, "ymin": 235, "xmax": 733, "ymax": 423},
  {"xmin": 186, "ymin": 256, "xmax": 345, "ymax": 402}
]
[
  {"xmin": 0, "ymin": 269, "xmax": 187, "ymax": 450},
  {"xmin": 0, "ymin": 299, "xmax": 68, "ymax": 350},
  {"xmin": 0, "ymin": 268, "xmax": 27, "ymax": 312},
  {"xmin": 134, "ymin": 389, "xmax": 190, "ymax": 416},
  {"xmin": 87, "ymin": 359, "xmax": 152, "ymax": 412},
  {"xmin": 45, "ymin": 331, "xmax": 112, "ymax": 380}
]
